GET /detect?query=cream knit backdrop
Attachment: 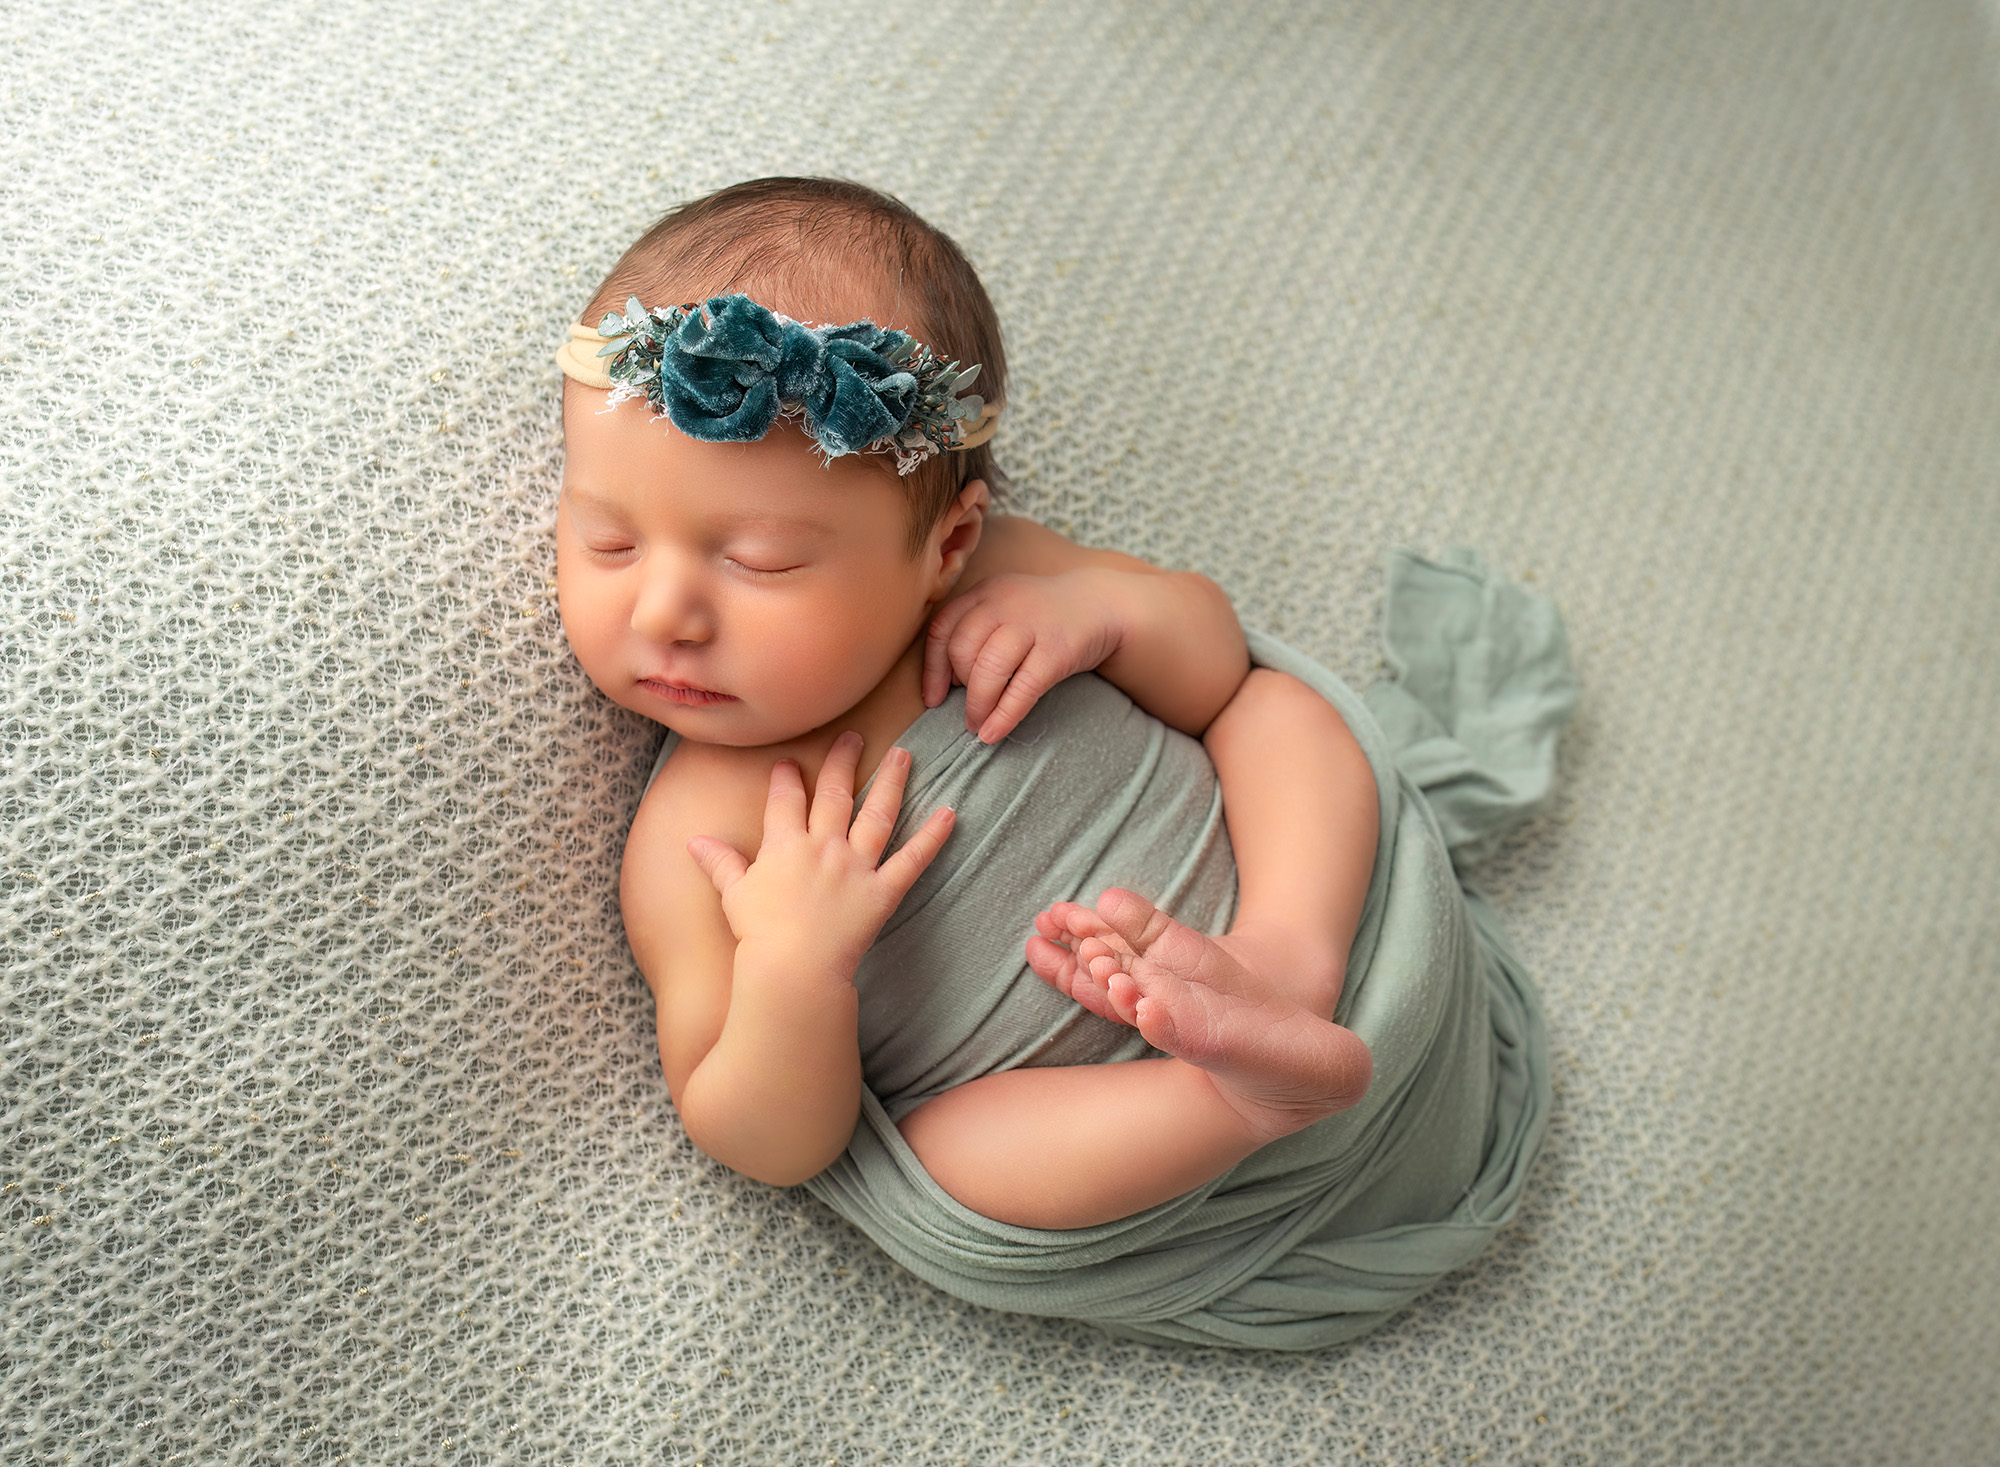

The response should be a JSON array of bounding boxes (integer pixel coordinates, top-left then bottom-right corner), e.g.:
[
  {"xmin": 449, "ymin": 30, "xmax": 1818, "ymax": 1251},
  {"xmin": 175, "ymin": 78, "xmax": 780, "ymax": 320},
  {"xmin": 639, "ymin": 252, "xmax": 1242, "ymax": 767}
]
[{"xmin": 4, "ymin": 2, "xmax": 1996, "ymax": 1462}]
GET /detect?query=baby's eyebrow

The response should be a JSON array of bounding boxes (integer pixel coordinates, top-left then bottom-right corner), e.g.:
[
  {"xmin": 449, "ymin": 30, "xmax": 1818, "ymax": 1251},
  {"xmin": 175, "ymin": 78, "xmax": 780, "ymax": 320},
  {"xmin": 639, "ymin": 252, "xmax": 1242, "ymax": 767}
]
[
  {"xmin": 708, "ymin": 510, "xmax": 837, "ymax": 537},
  {"xmin": 561, "ymin": 485, "xmax": 631, "ymax": 515},
  {"xmin": 563, "ymin": 485, "xmax": 834, "ymax": 537}
]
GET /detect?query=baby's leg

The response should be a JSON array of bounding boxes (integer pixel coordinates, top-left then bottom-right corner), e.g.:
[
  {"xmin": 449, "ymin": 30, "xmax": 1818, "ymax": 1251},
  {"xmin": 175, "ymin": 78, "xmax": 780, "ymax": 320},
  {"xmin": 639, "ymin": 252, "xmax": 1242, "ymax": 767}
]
[
  {"xmin": 1034, "ymin": 667, "xmax": 1377, "ymax": 1106},
  {"xmin": 896, "ymin": 1056, "xmax": 1287, "ymax": 1230},
  {"xmin": 899, "ymin": 671, "xmax": 1381, "ymax": 1229},
  {"xmin": 1200, "ymin": 666, "xmax": 1381, "ymax": 1015}
]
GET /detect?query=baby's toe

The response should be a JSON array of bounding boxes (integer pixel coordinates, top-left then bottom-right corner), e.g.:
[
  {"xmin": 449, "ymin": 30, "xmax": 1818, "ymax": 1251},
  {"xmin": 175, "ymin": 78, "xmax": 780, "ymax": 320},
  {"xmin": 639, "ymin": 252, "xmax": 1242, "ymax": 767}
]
[
  {"xmin": 1068, "ymin": 969, "xmax": 1126, "ymax": 1026},
  {"xmin": 1130, "ymin": 993, "xmax": 1188, "ymax": 1057},
  {"xmin": 1050, "ymin": 901, "xmax": 1115, "ymax": 942},
  {"xmin": 1087, "ymin": 952, "xmax": 1125, "ymax": 984},
  {"xmin": 1026, "ymin": 935, "xmax": 1082, "ymax": 995},
  {"xmin": 1030, "ymin": 939, "xmax": 1127, "ymax": 1027},
  {"xmin": 1103, "ymin": 970, "xmax": 1149, "ymax": 1029},
  {"xmin": 1095, "ymin": 888, "xmax": 1173, "ymax": 952}
]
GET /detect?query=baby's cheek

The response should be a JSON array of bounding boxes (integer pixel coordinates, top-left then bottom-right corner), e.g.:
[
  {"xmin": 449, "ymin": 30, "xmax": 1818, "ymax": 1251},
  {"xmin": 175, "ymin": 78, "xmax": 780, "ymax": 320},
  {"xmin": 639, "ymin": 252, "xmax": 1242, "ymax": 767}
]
[
  {"xmin": 766, "ymin": 630, "xmax": 858, "ymax": 707},
  {"xmin": 766, "ymin": 611, "xmax": 889, "ymax": 708},
  {"xmin": 555, "ymin": 599, "xmax": 613, "ymax": 688}
]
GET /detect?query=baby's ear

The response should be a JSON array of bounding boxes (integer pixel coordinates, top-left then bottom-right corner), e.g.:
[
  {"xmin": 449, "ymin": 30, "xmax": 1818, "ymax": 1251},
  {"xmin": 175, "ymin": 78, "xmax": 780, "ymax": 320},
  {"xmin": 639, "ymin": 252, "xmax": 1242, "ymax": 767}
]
[
  {"xmin": 927, "ymin": 479, "xmax": 990, "ymax": 596},
  {"xmin": 951, "ymin": 479, "xmax": 991, "ymax": 548}
]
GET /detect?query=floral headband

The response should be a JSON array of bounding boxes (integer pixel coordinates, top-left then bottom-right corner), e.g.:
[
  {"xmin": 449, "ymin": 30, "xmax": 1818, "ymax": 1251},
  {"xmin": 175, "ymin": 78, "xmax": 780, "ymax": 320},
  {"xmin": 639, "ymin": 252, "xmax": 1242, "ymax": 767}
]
[{"xmin": 554, "ymin": 293, "xmax": 1000, "ymax": 474}]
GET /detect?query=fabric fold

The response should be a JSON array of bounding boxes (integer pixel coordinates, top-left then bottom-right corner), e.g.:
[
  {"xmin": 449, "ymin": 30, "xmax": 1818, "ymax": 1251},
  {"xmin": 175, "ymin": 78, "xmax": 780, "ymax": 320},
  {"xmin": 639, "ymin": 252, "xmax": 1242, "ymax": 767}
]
[
  {"xmin": 796, "ymin": 545, "xmax": 1578, "ymax": 1349},
  {"xmin": 1362, "ymin": 545, "xmax": 1580, "ymax": 866}
]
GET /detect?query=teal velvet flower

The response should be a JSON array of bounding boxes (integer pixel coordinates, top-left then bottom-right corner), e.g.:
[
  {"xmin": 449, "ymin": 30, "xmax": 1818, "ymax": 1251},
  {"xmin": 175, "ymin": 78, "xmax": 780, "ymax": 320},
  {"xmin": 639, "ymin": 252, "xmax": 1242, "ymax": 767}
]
[{"xmin": 596, "ymin": 294, "xmax": 982, "ymax": 471}]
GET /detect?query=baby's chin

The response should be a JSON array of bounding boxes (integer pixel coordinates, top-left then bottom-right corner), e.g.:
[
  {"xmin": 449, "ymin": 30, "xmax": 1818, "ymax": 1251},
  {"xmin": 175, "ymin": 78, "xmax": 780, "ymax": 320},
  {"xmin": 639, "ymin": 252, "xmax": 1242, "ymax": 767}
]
[{"xmin": 624, "ymin": 690, "xmax": 821, "ymax": 750}]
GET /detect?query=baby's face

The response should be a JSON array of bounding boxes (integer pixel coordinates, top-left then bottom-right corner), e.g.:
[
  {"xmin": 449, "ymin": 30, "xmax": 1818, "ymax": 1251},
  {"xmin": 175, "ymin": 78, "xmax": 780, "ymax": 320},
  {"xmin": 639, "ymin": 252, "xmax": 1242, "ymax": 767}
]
[{"xmin": 556, "ymin": 384, "xmax": 944, "ymax": 747}]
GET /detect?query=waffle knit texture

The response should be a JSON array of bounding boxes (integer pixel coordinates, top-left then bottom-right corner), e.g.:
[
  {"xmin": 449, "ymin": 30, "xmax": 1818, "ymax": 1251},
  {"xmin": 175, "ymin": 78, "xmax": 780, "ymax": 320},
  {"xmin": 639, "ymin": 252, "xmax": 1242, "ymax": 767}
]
[{"xmin": 3, "ymin": 0, "xmax": 1996, "ymax": 1461}]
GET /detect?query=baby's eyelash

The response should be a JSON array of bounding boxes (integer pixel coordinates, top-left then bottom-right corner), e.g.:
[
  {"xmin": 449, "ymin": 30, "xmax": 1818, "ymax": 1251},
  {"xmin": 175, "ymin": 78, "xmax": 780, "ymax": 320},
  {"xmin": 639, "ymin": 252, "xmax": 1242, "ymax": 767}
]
[{"xmin": 726, "ymin": 559, "xmax": 799, "ymax": 577}]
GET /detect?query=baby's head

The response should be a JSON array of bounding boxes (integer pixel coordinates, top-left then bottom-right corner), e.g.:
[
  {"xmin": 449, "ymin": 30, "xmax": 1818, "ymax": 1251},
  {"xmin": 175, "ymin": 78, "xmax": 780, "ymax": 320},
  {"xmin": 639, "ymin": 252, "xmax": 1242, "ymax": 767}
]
[
  {"xmin": 569, "ymin": 176, "xmax": 1009, "ymax": 549},
  {"xmin": 556, "ymin": 177, "xmax": 1009, "ymax": 747}
]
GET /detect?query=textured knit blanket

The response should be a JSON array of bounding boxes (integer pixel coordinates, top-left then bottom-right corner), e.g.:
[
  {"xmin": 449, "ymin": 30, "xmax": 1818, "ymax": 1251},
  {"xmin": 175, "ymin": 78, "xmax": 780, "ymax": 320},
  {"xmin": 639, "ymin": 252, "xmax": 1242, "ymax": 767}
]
[
  {"xmin": 12, "ymin": 3, "xmax": 1993, "ymax": 1455},
  {"xmin": 778, "ymin": 546, "xmax": 1576, "ymax": 1349}
]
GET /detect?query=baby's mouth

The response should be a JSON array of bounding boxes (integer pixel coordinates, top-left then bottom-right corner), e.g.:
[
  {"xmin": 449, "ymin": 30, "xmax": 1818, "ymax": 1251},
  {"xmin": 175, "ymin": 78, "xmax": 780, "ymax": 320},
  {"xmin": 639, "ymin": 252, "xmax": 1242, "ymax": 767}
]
[{"xmin": 640, "ymin": 677, "xmax": 738, "ymax": 706}]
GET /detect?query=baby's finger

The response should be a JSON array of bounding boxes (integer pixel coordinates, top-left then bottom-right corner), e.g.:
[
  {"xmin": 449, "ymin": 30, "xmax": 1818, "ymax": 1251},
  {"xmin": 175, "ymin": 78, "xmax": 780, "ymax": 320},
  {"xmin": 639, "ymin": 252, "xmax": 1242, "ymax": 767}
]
[
  {"xmin": 848, "ymin": 746, "xmax": 911, "ymax": 866},
  {"xmin": 937, "ymin": 601, "xmax": 998, "ymax": 700},
  {"xmin": 874, "ymin": 804, "xmax": 956, "ymax": 899},
  {"xmin": 686, "ymin": 835, "xmax": 749, "ymax": 895},
  {"xmin": 975, "ymin": 643, "xmax": 1070, "ymax": 744},
  {"xmin": 961, "ymin": 625, "xmax": 1035, "ymax": 734},
  {"xmin": 762, "ymin": 757, "xmax": 808, "ymax": 832},
  {"xmin": 923, "ymin": 598, "xmax": 975, "ymax": 706},
  {"xmin": 808, "ymin": 731, "xmax": 863, "ymax": 836}
]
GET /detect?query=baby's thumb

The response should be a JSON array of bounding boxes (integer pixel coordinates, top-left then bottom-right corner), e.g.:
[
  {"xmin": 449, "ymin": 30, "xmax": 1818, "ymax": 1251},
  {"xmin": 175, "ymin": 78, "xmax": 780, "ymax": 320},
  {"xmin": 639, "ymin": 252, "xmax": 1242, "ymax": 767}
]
[{"xmin": 686, "ymin": 835, "xmax": 749, "ymax": 894}]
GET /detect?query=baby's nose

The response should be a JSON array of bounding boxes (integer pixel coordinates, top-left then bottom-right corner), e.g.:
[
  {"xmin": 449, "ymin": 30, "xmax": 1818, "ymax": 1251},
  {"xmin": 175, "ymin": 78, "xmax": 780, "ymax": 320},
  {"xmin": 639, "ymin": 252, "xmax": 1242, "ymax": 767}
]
[{"xmin": 630, "ymin": 558, "xmax": 714, "ymax": 643}]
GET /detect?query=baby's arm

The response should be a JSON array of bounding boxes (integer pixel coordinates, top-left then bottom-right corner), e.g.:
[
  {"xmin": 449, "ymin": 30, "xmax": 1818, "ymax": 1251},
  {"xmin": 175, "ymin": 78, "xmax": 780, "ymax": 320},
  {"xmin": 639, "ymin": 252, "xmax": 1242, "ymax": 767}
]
[
  {"xmin": 928, "ymin": 515, "xmax": 1249, "ymax": 742},
  {"xmin": 622, "ymin": 736, "xmax": 952, "ymax": 1185}
]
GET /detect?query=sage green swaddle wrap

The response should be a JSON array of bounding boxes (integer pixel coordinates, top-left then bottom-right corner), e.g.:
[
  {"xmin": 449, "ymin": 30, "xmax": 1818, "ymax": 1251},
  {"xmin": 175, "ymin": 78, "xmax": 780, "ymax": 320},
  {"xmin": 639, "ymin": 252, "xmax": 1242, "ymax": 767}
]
[{"xmin": 647, "ymin": 545, "xmax": 1578, "ymax": 1350}]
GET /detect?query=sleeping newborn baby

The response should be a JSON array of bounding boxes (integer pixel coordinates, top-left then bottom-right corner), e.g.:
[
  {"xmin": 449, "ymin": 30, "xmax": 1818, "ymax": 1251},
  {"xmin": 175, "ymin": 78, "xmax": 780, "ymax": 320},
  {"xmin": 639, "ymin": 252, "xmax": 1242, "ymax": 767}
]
[{"xmin": 554, "ymin": 177, "xmax": 1575, "ymax": 1348}]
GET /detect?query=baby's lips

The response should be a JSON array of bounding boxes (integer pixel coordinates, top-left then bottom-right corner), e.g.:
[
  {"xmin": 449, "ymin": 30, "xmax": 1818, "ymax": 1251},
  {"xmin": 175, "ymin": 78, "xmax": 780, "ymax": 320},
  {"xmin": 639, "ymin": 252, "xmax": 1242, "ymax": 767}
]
[{"xmin": 640, "ymin": 676, "xmax": 738, "ymax": 704}]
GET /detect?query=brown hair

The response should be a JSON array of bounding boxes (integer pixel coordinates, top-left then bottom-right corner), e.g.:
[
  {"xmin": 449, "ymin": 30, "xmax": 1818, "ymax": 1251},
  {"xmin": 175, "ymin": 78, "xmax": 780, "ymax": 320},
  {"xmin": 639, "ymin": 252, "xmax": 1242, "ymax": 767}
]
[{"xmin": 580, "ymin": 177, "xmax": 1008, "ymax": 555}]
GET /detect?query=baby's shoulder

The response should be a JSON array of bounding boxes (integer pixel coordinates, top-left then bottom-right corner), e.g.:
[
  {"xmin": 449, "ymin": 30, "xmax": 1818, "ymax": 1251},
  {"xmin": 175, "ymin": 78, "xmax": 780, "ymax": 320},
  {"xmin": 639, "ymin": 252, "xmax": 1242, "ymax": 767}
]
[
  {"xmin": 960, "ymin": 513, "xmax": 1161, "ymax": 588},
  {"xmin": 619, "ymin": 738, "xmax": 765, "ymax": 1006},
  {"xmin": 630, "ymin": 738, "xmax": 767, "ymax": 858}
]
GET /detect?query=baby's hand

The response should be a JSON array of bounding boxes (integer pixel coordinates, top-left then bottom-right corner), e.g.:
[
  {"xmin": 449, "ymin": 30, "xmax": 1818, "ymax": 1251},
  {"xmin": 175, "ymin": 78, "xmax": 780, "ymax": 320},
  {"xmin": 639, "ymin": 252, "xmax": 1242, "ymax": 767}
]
[
  {"xmin": 687, "ymin": 732, "xmax": 955, "ymax": 979},
  {"xmin": 923, "ymin": 570, "xmax": 1125, "ymax": 743}
]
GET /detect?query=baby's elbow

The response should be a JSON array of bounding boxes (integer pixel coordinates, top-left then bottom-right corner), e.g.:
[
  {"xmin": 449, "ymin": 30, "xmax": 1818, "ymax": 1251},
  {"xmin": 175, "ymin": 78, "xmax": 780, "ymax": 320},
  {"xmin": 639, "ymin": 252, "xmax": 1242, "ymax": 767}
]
[
  {"xmin": 713, "ymin": 1118, "xmax": 840, "ymax": 1187},
  {"xmin": 741, "ymin": 1154, "xmax": 831, "ymax": 1189},
  {"xmin": 674, "ymin": 1098, "xmax": 845, "ymax": 1189},
  {"xmin": 1178, "ymin": 572, "xmax": 1251, "ymax": 731},
  {"xmin": 1196, "ymin": 573, "xmax": 1249, "ymax": 660},
  {"xmin": 717, "ymin": 1140, "xmax": 843, "ymax": 1190}
]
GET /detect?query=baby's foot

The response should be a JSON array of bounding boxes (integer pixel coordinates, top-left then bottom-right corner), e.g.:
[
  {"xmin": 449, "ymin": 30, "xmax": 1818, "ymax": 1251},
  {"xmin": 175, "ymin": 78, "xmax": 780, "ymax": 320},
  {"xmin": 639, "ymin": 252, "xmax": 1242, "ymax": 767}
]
[{"xmin": 1026, "ymin": 889, "xmax": 1373, "ymax": 1141}]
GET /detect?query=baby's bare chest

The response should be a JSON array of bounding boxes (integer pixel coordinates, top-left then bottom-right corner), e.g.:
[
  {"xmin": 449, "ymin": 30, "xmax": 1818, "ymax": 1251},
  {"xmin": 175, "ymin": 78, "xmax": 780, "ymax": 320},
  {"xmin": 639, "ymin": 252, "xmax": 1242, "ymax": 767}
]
[{"xmin": 654, "ymin": 693, "xmax": 931, "ymax": 856}]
